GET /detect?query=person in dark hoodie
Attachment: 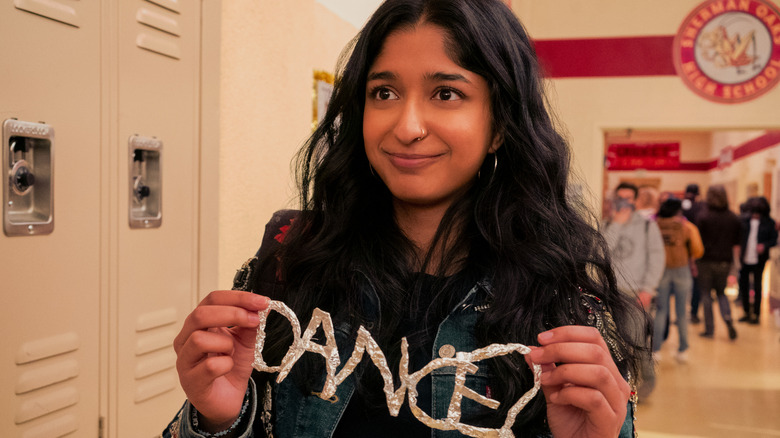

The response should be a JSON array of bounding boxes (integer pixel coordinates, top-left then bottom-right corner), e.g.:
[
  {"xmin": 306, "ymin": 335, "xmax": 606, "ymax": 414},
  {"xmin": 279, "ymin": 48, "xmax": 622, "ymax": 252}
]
[
  {"xmin": 695, "ymin": 184, "xmax": 741, "ymax": 340},
  {"xmin": 681, "ymin": 183, "xmax": 705, "ymax": 223},
  {"xmin": 737, "ymin": 196, "xmax": 777, "ymax": 324}
]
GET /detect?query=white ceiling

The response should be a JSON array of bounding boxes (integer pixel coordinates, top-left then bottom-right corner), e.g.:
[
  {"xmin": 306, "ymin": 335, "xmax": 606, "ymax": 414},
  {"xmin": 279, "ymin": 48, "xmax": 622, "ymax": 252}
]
[{"xmin": 316, "ymin": 0, "xmax": 384, "ymax": 29}]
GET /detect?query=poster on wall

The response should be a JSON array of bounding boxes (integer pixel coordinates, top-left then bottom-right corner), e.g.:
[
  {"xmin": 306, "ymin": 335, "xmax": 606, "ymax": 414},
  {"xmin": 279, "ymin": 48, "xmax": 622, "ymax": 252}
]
[
  {"xmin": 313, "ymin": 70, "xmax": 335, "ymax": 130},
  {"xmin": 605, "ymin": 142, "xmax": 680, "ymax": 170},
  {"xmin": 673, "ymin": 0, "xmax": 780, "ymax": 104}
]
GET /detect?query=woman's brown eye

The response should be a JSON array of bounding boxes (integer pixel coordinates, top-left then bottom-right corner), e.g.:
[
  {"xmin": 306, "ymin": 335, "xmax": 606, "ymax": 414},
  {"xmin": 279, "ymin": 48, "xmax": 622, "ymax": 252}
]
[
  {"xmin": 440, "ymin": 89, "xmax": 452, "ymax": 100},
  {"xmin": 379, "ymin": 89, "xmax": 391, "ymax": 99}
]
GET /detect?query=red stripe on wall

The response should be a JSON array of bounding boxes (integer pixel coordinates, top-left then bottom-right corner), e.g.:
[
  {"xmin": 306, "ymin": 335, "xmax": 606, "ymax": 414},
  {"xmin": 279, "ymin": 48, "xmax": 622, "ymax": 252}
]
[
  {"xmin": 733, "ymin": 131, "xmax": 780, "ymax": 160},
  {"xmin": 637, "ymin": 132, "xmax": 780, "ymax": 172},
  {"xmin": 678, "ymin": 161, "xmax": 717, "ymax": 171},
  {"xmin": 533, "ymin": 36, "xmax": 676, "ymax": 78}
]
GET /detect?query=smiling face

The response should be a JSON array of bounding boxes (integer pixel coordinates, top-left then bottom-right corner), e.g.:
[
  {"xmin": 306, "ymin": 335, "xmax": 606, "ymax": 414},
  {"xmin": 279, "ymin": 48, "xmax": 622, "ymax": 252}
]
[{"xmin": 363, "ymin": 22, "xmax": 499, "ymax": 214}]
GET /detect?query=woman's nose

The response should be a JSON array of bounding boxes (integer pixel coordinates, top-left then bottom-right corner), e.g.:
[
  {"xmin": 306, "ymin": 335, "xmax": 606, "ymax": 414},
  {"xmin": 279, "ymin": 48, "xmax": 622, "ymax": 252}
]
[{"xmin": 393, "ymin": 99, "xmax": 427, "ymax": 144}]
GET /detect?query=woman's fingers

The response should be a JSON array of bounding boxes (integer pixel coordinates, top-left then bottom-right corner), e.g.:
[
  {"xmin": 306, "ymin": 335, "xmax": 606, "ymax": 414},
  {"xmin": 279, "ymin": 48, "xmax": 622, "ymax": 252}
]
[
  {"xmin": 531, "ymin": 326, "xmax": 621, "ymax": 380},
  {"xmin": 180, "ymin": 354, "xmax": 236, "ymax": 385},
  {"xmin": 540, "ymin": 362, "xmax": 629, "ymax": 409},
  {"xmin": 546, "ymin": 384, "xmax": 625, "ymax": 434},
  {"xmin": 536, "ymin": 325, "xmax": 608, "ymax": 349},
  {"xmin": 548, "ymin": 384, "xmax": 625, "ymax": 415},
  {"xmin": 531, "ymin": 340, "xmax": 617, "ymax": 377},
  {"xmin": 528, "ymin": 326, "xmax": 630, "ymax": 416},
  {"xmin": 198, "ymin": 289, "xmax": 270, "ymax": 310},
  {"xmin": 176, "ymin": 328, "xmax": 236, "ymax": 368},
  {"xmin": 524, "ymin": 346, "xmax": 555, "ymax": 372},
  {"xmin": 174, "ymin": 306, "xmax": 258, "ymax": 353},
  {"xmin": 174, "ymin": 290, "xmax": 269, "ymax": 353},
  {"xmin": 172, "ymin": 290, "xmax": 271, "ymax": 425}
]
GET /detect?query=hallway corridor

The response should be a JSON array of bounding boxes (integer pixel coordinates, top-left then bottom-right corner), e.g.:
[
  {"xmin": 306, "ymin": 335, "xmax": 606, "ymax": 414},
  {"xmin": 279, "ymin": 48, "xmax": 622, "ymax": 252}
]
[{"xmin": 637, "ymin": 290, "xmax": 780, "ymax": 437}]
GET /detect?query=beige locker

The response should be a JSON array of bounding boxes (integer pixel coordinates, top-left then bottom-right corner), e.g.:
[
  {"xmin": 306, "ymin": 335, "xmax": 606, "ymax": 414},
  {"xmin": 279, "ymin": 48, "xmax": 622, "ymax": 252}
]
[
  {"xmin": 1, "ymin": 0, "xmax": 220, "ymax": 436},
  {"xmin": 112, "ymin": 0, "xmax": 200, "ymax": 436},
  {"xmin": 1, "ymin": 2, "xmax": 103, "ymax": 437}
]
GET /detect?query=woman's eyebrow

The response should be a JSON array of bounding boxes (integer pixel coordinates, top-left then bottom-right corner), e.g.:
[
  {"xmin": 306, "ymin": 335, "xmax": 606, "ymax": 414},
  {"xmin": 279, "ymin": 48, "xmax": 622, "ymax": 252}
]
[
  {"xmin": 367, "ymin": 71, "xmax": 396, "ymax": 81},
  {"xmin": 425, "ymin": 72, "xmax": 471, "ymax": 83},
  {"xmin": 366, "ymin": 71, "xmax": 472, "ymax": 84}
]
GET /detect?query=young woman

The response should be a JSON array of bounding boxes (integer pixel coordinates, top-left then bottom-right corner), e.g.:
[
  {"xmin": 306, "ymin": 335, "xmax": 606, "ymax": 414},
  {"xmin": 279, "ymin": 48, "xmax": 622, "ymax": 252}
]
[
  {"xmin": 652, "ymin": 197, "xmax": 704, "ymax": 363},
  {"xmin": 166, "ymin": 1, "xmax": 647, "ymax": 437}
]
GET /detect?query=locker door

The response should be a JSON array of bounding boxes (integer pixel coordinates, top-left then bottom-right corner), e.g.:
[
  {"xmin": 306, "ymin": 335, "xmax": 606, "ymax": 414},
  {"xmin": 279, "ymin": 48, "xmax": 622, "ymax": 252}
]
[
  {"xmin": 0, "ymin": 2, "xmax": 102, "ymax": 437},
  {"xmin": 110, "ymin": 0, "xmax": 201, "ymax": 435}
]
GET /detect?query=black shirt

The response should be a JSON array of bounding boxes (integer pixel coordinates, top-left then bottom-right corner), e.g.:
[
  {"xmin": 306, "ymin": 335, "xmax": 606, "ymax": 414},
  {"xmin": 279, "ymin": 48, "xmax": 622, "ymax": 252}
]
[
  {"xmin": 696, "ymin": 206, "xmax": 741, "ymax": 263},
  {"xmin": 332, "ymin": 272, "xmax": 473, "ymax": 437}
]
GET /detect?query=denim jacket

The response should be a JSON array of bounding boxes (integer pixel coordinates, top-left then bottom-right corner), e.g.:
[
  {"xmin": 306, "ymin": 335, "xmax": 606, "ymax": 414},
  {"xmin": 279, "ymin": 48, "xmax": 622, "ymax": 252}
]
[
  {"xmin": 163, "ymin": 211, "xmax": 636, "ymax": 438},
  {"xmin": 269, "ymin": 279, "xmax": 504, "ymax": 438}
]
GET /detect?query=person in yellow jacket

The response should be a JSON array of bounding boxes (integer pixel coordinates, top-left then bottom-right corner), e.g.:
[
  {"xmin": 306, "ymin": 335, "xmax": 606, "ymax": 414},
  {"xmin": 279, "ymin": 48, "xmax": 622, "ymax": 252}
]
[{"xmin": 653, "ymin": 197, "xmax": 704, "ymax": 363}]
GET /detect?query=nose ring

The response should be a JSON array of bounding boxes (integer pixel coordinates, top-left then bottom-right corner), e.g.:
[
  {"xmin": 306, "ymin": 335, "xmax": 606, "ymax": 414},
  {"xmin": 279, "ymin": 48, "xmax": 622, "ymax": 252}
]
[{"xmin": 416, "ymin": 128, "xmax": 426, "ymax": 141}]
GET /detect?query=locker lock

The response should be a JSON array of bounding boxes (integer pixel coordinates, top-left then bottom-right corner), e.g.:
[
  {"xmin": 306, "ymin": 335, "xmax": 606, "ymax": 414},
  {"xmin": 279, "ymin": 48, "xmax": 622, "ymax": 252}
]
[
  {"xmin": 9, "ymin": 137, "xmax": 35, "ymax": 195},
  {"xmin": 11, "ymin": 160, "xmax": 35, "ymax": 195},
  {"xmin": 128, "ymin": 135, "xmax": 162, "ymax": 228},
  {"xmin": 133, "ymin": 177, "xmax": 151, "ymax": 201},
  {"xmin": 3, "ymin": 119, "xmax": 54, "ymax": 236},
  {"xmin": 132, "ymin": 148, "xmax": 151, "ymax": 201}
]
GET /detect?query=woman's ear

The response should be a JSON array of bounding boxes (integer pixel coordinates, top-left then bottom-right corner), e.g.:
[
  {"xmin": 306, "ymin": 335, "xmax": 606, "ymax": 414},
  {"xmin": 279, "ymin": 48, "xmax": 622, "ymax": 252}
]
[{"xmin": 488, "ymin": 131, "xmax": 503, "ymax": 153}]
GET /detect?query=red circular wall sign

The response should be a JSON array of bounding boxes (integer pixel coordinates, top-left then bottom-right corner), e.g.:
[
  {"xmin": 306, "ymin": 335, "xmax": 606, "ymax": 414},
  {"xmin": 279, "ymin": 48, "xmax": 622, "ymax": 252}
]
[{"xmin": 674, "ymin": 0, "xmax": 780, "ymax": 103}]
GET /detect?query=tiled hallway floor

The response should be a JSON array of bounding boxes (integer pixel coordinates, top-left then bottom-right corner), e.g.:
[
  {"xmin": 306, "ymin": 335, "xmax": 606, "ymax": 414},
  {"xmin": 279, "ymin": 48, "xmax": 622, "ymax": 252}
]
[{"xmin": 636, "ymin": 293, "xmax": 780, "ymax": 437}]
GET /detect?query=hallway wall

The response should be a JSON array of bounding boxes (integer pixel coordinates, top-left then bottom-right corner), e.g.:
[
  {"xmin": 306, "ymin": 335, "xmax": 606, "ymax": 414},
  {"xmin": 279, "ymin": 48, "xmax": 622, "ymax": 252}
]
[
  {"xmin": 218, "ymin": 1, "xmax": 358, "ymax": 288},
  {"xmin": 514, "ymin": 0, "xmax": 780, "ymax": 210}
]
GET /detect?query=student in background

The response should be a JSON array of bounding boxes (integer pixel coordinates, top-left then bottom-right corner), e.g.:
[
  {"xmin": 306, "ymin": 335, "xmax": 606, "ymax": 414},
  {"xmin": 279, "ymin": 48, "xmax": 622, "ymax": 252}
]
[
  {"xmin": 602, "ymin": 182, "xmax": 664, "ymax": 400},
  {"xmin": 695, "ymin": 184, "xmax": 741, "ymax": 340},
  {"xmin": 653, "ymin": 198, "xmax": 704, "ymax": 363},
  {"xmin": 738, "ymin": 196, "xmax": 777, "ymax": 324},
  {"xmin": 682, "ymin": 183, "xmax": 706, "ymax": 324},
  {"xmin": 602, "ymin": 182, "xmax": 665, "ymax": 312},
  {"xmin": 636, "ymin": 185, "xmax": 660, "ymax": 221},
  {"xmin": 681, "ymin": 183, "xmax": 705, "ymax": 223}
]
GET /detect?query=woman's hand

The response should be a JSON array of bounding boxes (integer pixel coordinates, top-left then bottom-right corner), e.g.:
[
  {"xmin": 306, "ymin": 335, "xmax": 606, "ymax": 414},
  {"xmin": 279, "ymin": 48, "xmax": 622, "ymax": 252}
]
[
  {"xmin": 528, "ymin": 326, "xmax": 630, "ymax": 438},
  {"xmin": 173, "ymin": 290, "xmax": 269, "ymax": 430}
]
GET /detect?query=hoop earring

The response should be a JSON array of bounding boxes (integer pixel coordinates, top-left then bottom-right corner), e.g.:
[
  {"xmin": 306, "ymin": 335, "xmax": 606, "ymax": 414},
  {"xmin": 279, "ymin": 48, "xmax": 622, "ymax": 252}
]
[
  {"xmin": 488, "ymin": 153, "xmax": 498, "ymax": 185},
  {"xmin": 369, "ymin": 163, "xmax": 376, "ymax": 177},
  {"xmin": 479, "ymin": 153, "xmax": 498, "ymax": 182}
]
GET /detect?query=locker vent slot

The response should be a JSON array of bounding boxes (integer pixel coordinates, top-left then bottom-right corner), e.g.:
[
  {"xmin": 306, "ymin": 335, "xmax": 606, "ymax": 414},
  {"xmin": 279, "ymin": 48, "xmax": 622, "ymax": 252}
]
[
  {"xmin": 16, "ymin": 332, "xmax": 80, "ymax": 365},
  {"xmin": 137, "ymin": 7, "xmax": 180, "ymax": 36},
  {"xmin": 134, "ymin": 308, "xmax": 178, "ymax": 403},
  {"xmin": 14, "ymin": 333, "xmax": 82, "ymax": 433},
  {"xmin": 20, "ymin": 414, "xmax": 78, "ymax": 438},
  {"xmin": 16, "ymin": 359, "xmax": 80, "ymax": 394},
  {"xmin": 135, "ymin": 328, "xmax": 177, "ymax": 355},
  {"xmin": 14, "ymin": 0, "xmax": 81, "ymax": 28},
  {"xmin": 135, "ymin": 4, "xmax": 181, "ymax": 59},
  {"xmin": 145, "ymin": 0, "xmax": 180, "ymax": 14},
  {"xmin": 135, "ymin": 350, "xmax": 176, "ymax": 379},
  {"xmin": 136, "ymin": 307, "xmax": 177, "ymax": 331},
  {"xmin": 134, "ymin": 370, "xmax": 177, "ymax": 403},
  {"xmin": 15, "ymin": 387, "xmax": 79, "ymax": 424}
]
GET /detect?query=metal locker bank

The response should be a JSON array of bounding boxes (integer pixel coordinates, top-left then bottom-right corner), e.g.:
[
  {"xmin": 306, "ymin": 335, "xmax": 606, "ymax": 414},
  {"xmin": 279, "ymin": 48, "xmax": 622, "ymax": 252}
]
[{"xmin": 0, "ymin": 1, "xmax": 221, "ymax": 436}]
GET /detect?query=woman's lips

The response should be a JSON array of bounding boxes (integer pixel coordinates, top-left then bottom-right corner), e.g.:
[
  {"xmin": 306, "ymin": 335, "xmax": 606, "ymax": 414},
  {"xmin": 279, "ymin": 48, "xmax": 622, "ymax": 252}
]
[{"xmin": 386, "ymin": 152, "xmax": 444, "ymax": 169}]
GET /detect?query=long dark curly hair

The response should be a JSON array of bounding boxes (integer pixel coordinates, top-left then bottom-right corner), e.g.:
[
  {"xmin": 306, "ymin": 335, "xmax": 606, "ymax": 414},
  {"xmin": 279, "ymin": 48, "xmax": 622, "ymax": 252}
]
[{"xmin": 257, "ymin": 0, "xmax": 647, "ymax": 434}]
